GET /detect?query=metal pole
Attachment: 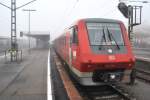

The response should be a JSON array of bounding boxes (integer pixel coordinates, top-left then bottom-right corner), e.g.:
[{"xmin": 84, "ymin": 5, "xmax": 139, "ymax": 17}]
[
  {"xmin": 29, "ymin": 11, "xmax": 31, "ymax": 53},
  {"xmin": 22, "ymin": 9, "xmax": 36, "ymax": 54},
  {"xmin": 140, "ymin": 6, "xmax": 142, "ymax": 24},
  {"xmin": 0, "ymin": 0, "xmax": 36, "ymax": 62},
  {"xmin": 11, "ymin": 0, "xmax": 17, "ymax": 61}
]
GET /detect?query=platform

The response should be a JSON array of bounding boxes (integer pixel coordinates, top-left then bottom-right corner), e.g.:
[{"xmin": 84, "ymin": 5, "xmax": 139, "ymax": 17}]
[{"xmin": 0, "ymin": 48, "xmax": 48, "ymax": 100}]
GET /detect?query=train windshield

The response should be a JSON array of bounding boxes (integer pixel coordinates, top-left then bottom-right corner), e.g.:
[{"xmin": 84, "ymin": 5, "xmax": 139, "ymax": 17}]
[{"xmin": 87, "ymin": 23, "xmax": 125, "ymax": 46}]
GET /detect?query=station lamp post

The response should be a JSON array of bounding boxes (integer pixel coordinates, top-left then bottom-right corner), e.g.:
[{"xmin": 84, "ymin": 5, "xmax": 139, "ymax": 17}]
[{"xmin": 22, "ymin": 9, "xmax": 36, "ymax": 54}]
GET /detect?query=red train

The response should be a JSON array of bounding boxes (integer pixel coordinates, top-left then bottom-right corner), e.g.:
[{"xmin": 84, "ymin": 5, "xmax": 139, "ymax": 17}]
[{"xmin": 54, "ymin": 18, "xmax": 135, "ymax": 85}]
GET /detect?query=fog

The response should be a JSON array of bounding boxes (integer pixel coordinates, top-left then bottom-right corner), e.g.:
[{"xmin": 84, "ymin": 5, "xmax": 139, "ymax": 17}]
[{"xmin": 0, "ymin": 0, "xmax": 149, "ymax": 40}]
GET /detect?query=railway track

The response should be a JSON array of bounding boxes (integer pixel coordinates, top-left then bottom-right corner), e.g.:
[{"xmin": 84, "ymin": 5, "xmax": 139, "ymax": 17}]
[
  {"xmin": 135, "ymin": 68, "xmax": 150, "ymax": 83},
  {"xmin": 74, "ymin": 83, "xmax": 135, "ymax": 100},
  {"xmin": 53, "ymin": 49, "xmax": 135, "ymax": 100}
]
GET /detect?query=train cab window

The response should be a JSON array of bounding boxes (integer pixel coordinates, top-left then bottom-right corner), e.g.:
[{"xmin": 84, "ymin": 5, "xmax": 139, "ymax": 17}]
[
  {"xmin": 70, "ymin": 26, "xmax": 78, "ymax": 44},
  {"xmin": 86, "ymin": 23, "xmax": 124, "ymax": 46}
]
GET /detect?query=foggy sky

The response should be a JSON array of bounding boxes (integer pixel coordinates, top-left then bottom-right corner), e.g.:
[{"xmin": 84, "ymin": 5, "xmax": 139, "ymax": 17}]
[{"xmin": 0, "ymin": 0, "xmax": 150, "ymax": 40}]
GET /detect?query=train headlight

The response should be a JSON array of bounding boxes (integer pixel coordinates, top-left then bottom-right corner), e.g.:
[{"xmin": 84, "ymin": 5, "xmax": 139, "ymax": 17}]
[
  {"xmin": 110, "ymin": 74, "xmax": 115, "ymax": 79},
  {"xmin": 108, "ymin": 49, "xmax": 113, "ymax": 54}
]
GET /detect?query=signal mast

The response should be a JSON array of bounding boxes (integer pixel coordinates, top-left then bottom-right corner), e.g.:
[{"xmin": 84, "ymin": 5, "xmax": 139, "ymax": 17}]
[{"xmin": 118, "ymin": 0, "xmax": 142, "ymax": 43}]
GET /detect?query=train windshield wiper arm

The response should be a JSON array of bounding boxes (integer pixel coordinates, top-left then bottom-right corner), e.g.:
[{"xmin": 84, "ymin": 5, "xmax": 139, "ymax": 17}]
[
  {"xmin": 99, "ymin": 27, "xmax": 106, "ymax": 49},
  {"xmin": 106, "ymin": 27, "xmax": 120, "ymax": 50}
]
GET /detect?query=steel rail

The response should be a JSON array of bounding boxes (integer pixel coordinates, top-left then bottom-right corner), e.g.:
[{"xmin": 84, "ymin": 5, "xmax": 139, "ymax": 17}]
[
  {"xmin": 110, "ymin": 85, "xmax": 135, "ymax": 100},
  {"xmin": 135, "ymin": 68, "xmax": 150, "ymax": 76},
  {"xmin": 135, "ymin": 68, "xmax": 150, "ymax": 83},
  {"xmin": 53, "ymin": 52, "xmax": 83, "ymax": 100}
]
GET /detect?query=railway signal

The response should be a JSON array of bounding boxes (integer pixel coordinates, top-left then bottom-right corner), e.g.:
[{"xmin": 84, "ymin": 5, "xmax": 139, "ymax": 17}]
[
  {"xmin": 118, "ymin": 2, "xmax": 129, "ymax": 18},
  {"xmin": 20, "ymin": 31, "xmax": 23, "ymax": 37},
  {"xmin": 118, "ymin": 1, "xmax": 144, "ymax": 85},
  {"xmin": 118, "ymin": 2, "xmax": 142, "ymax": 42}
]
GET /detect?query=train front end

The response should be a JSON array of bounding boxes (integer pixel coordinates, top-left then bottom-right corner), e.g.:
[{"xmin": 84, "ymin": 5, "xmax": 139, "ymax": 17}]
[{"xmin": 74, "ymin": 18, "xmax": 135, "ymax": 85}]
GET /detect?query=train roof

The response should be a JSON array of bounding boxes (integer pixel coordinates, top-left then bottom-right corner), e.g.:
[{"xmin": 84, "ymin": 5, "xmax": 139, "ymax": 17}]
[
  {"xmin": 70, "ymin": 18, "xmax": 122, "ymax": 28},
  {"xmin": 81, "ymin": 18, "xmax": 122, "ymax": 23}
]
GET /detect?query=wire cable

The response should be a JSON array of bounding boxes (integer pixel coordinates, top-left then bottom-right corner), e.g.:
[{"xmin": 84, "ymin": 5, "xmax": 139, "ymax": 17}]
[{"xmin": 53, "ymin": 0, "xmax": 79, "ymax": 35}]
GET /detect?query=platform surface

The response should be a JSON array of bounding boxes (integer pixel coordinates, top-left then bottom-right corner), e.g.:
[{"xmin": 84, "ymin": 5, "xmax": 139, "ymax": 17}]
[{"xmin": 0, "ymin": 49, "xmax": 48, "ymax": 100}]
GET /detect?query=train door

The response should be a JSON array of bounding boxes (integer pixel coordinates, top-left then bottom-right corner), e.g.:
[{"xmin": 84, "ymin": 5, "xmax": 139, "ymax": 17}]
[{"xmin": 69, "ymin": 26, "xmax": 78, "ymax": 67}]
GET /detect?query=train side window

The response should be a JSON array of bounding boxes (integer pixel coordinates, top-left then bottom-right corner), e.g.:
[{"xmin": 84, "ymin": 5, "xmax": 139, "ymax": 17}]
[
  {"xmin": 72, "ymin": 26, "xmax": 78, "ymax": 44},
  {"xmin": 70, "ymin": 29, "xmax": 73, "ymax": 45}
]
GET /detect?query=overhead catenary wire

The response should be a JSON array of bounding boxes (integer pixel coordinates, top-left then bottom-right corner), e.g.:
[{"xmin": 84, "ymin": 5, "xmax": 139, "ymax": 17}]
[
  {"xmin": 54, "ymin": 0, "xmax": 112, "ymax": 35},
  {"xmin": 99, "ymin": 1, "xmax": 119, "ymax": 17},
  {"xmin": 53, "ymin": 0, "xmax": 126, "ymax": 39},
  {"xmin": 53, "ymin": 0, "xmax": 79, "ymax": 35},
  {"xmin": 102, "ymin": 8, "xmax": 117, "ymax": 17}
]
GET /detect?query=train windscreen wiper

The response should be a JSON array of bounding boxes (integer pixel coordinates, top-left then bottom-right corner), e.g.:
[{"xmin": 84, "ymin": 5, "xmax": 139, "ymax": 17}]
[
  {"xmin": 99, "ymin": 27, "xmax": 106, "ymax": 50},
  {"xmin": 106, "ymin": 27, "xmax": 120, "ymax": 50}
]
